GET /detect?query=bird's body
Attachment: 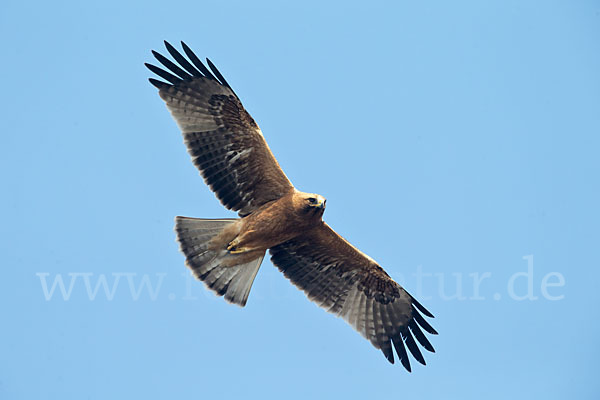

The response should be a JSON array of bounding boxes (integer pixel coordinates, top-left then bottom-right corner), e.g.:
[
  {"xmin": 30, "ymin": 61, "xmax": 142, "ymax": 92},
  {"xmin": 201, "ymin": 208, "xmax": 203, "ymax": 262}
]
[
  {"xmin": 146, "ymin": 41, "xmax": 438, "ymax": 371},
  {"xmin": 199, "ymin": 190, "xmax": 326, "ymax": 267},
  {"xmin": 227, "ymin": 190, "xmax": 326, "ymax": 253}
]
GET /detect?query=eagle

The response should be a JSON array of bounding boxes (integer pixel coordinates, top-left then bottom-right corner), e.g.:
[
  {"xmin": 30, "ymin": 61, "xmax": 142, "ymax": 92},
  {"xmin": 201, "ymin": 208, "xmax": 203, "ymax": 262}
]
[{"xmin": 146, "ymin": 41, "xmax": 437, "ymax": 371}]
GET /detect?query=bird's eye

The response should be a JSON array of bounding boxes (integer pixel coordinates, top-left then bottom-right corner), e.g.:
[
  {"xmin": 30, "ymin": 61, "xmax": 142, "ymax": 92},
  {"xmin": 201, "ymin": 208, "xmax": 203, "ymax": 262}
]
[{"xmin": 308, "ymin": 197, "xmax": 316, "ymax": 203}]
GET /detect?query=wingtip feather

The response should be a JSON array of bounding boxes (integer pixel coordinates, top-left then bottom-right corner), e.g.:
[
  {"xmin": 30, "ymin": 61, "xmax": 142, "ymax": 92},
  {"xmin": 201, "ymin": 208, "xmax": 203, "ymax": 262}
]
[
  {"xmin": 392, "ymin": 336, "xmax": 412, "ymax": 372},
  {"xmin": 403, "ymin": 330, "xmax": 426, "ymax": 366},
  {"xmin": 148, "ymin": 78, "xmax": 167, "ymax": 89},
  {"xmin": 410, "ymin": 294, "xmax": 435, "ymax": 318},
  {"xmin": 409, "ymin": 319, "xmax": 435, "ymax": 353}
]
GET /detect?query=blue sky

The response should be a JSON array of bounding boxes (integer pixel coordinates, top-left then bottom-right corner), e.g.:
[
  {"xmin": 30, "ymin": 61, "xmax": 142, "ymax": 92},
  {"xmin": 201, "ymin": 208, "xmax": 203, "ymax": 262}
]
[{"xmin": 1, "ymin": 0, "xmax": 599, "ymax": 398}]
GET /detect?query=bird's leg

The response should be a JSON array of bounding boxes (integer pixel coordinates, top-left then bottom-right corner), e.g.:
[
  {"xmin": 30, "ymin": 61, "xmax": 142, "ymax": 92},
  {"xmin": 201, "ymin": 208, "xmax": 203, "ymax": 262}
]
[
  {"xmin": 226, "ymin": 238, "xmax": 244, "ymax": 253},
  {"xmin": 226, "ymin": 231, "xmax": 256, "ymax": 254}
]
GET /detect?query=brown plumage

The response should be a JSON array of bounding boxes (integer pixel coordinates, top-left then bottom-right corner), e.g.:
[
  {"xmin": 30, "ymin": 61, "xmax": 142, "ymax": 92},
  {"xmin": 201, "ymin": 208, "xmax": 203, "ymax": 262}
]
[{"xmin": 146, "ymin": 41, "xmax": 437, "ymax": 371}]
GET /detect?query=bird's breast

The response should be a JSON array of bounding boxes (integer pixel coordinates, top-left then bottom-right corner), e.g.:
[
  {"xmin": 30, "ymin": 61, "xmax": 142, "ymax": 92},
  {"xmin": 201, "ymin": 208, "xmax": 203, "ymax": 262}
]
[{"xmin": 236, "ymin": 197, "xmax": 321, "ymax": 250}]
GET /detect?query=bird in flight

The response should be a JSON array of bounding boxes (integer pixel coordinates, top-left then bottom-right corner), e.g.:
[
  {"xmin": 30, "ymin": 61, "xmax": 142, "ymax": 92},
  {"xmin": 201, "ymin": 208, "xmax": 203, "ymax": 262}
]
[{"xmin": 146, "ymin": 41, "xmax": 437, "ymax": 371}]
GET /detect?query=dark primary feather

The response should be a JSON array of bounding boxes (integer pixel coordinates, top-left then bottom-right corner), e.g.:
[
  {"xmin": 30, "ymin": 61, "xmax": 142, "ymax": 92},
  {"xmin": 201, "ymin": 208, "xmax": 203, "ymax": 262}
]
[
  {"xmin": 206, "ymin": 58, "xmax": 235, "ymax": 93},
  {"xmin": 145, "ymin": 62, "xmax": 180, "ymax": 84},
  {"xmin": 409, "ymin": 319, "xmax": 435, "ymax": 352},
  {"xmin": 412, "ymin": 308, "xmax": 438, "ymax": 335},
  {"xmin": 152, "ymin": 50, "xmax": 192, "ymax": 80},
  {"xmin": 410, "ymin": 294, "xmax": 436, "ymax": 319},
  {"xmin": 147, "ymin": 40, "xmax": 237, "ymax": 96},
  {"xmin": 392, "ymin": 336, "xmax": 412, "ymax": 372},
  {"xmin": 164, "ymin": 41, "xmax": 203, "ymax": 77},
  {"xmin": 146, "ymin": 41, "xmax": 293, "ymax": 216},
  {"xmin": 181, "ymin": 41, "xmax": 218, "ymax": 81},
  {"xmin": 270, "ymin": 223, "xmax": 437, "ymax": 372}
]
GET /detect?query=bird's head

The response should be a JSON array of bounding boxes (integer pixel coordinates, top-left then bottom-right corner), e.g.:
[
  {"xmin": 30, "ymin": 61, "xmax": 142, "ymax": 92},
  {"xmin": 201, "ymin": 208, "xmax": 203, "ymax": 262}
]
[{"xmin": 301, "ymin": 193, "xmax": 327, "ymax": 215}]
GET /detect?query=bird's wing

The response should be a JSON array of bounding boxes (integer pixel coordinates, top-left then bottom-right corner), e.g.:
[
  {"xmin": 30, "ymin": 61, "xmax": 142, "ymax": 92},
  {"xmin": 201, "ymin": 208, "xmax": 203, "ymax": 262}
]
[
  {"xmin": 146, "ymin": 41, "xmax": 294, "ymax": 216},
  {"xmin": 269, "ymin": 223, "xmax": 437, "ymax": 371}
]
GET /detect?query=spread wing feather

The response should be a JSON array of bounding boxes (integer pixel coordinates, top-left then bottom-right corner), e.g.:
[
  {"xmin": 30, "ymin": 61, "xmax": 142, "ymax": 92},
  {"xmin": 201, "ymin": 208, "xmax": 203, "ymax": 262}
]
[
  {"xmin": 146, "ymin": 41, "xmax": 293, "ymax": 216},
  {"xmin": 269, "ymin": 223, "xmax": 437, "ymax": 371}
]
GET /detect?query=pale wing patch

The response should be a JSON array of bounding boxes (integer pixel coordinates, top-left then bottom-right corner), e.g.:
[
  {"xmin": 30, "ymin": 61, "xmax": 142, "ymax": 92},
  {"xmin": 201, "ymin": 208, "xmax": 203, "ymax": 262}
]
[{"xmin": 226, "ymin": 148, "xmax": 253, "ymax": 164}]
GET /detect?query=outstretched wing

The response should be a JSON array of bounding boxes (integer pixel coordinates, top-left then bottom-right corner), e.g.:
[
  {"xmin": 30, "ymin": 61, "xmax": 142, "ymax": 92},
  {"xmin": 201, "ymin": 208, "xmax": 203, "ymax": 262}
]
[
  {"xmin": 269, "ymin": 223, "xmax": 437, "ymax": 371},
  {"xmin": 146, "ymin": 41, "xmax": 294, "ymax": 216}
]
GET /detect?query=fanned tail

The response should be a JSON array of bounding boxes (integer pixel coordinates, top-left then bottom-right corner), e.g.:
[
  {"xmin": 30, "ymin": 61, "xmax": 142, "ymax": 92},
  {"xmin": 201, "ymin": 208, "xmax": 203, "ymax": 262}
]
[{"xmin": 175, "ymin": 216, "xmax": 264, "ymax": 306}]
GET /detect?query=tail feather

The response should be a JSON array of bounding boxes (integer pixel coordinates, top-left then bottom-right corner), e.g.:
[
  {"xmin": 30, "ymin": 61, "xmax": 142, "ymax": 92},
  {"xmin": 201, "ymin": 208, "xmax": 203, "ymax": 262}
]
[{"xmin": 175, "ymin": 216, "xmax": 264, "ymax": 306}]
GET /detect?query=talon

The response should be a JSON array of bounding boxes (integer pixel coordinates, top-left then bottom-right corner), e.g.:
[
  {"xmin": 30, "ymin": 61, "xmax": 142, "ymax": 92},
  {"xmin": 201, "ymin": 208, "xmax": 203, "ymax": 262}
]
[
  {"xmin": 227, "ymin": 238, "xmax": 240, "ymax": 251},
  {"xmin": 228, "ymin": 247, "xmax": 247, "ymax": 254},
  {"xmin": 227, "ymin": 238, "xmax": 247, "ymax": 254}
]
